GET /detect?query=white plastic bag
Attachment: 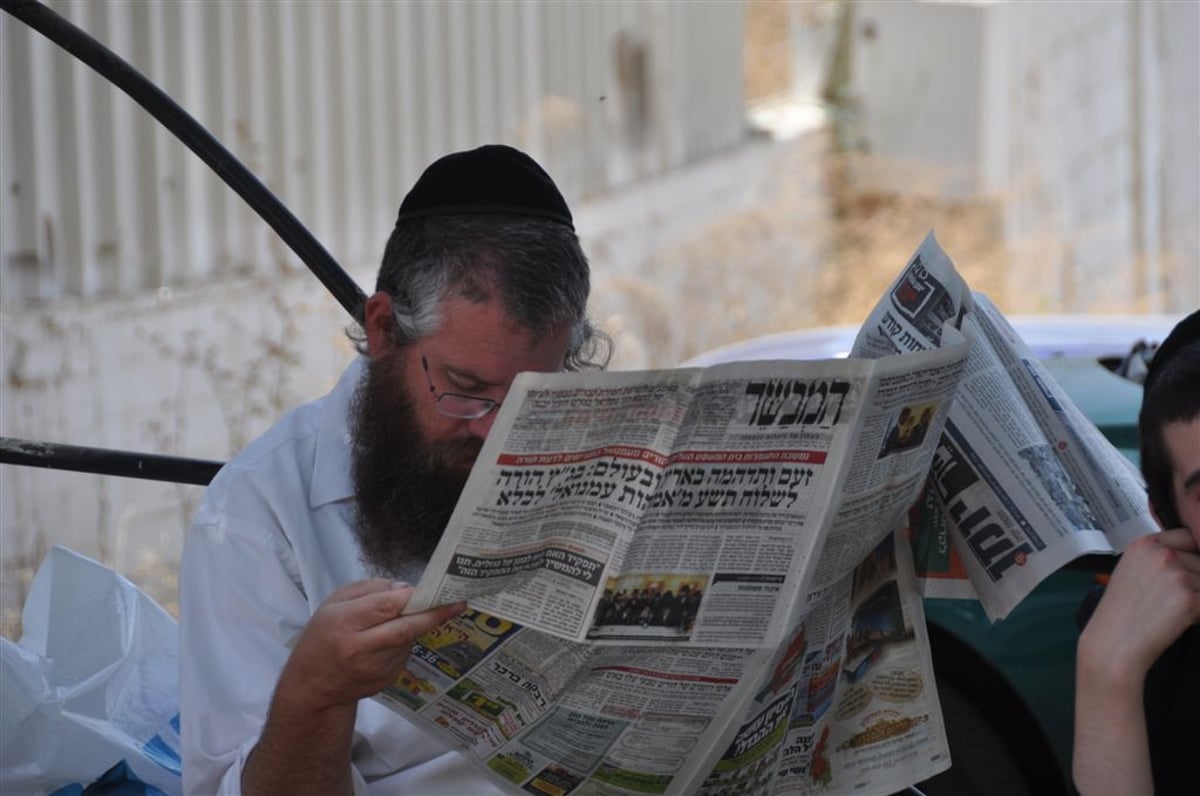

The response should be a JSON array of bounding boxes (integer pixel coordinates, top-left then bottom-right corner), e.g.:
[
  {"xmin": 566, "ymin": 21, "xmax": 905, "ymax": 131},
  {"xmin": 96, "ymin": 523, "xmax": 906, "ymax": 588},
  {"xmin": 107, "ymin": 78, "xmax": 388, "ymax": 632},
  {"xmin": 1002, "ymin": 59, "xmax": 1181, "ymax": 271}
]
[{"xmin": 1, "ymin": 545, "xmax": 181, "ymax": 795}]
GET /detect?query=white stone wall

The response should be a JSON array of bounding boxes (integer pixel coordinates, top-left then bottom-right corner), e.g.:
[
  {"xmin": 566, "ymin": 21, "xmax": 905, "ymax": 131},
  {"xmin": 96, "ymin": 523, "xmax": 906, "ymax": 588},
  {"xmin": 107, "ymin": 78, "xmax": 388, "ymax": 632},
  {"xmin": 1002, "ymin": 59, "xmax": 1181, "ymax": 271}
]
[
  {"xmin": 850, "ymin": 0, "xmax": 1199, "ymax": 313},
  {"xmin": 1, "ymin": 270, "xmax": 360, "ymax": 620}
]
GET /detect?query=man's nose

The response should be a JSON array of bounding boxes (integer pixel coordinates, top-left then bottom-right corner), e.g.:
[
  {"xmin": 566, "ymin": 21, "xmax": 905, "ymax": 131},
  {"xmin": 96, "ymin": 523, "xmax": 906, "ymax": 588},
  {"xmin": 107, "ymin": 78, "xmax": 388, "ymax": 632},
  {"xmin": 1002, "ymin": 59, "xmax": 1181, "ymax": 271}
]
[{"xmin": 467, "ymin": 410, "xmax": 498, "ymax": 440}]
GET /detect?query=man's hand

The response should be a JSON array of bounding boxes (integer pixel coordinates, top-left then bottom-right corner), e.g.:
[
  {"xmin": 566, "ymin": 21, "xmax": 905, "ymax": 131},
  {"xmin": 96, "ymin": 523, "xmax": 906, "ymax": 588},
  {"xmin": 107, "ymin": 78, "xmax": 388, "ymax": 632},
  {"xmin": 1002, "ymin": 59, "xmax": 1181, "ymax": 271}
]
[
  {"xmin": 1081, "ymin": 529, "xmax": 1200, "ymax": 679},
  {"xmin": 243, "ymin": 580, "xmax": 464, "ymax": 796},
  {"xmin": 276, "ymin": 579, "xmax": 465, "ymax": 713},
  {"xmin": 1073, "ymin": 529, "xmax": 1200, "ymax": 796}
]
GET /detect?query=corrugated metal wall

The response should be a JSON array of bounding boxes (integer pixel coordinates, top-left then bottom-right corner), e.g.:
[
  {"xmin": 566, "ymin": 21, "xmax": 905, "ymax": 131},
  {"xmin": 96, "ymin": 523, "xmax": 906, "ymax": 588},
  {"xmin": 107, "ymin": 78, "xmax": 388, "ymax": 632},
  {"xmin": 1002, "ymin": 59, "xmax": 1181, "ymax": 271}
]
[{"xmin": 0, "ymin": 0, "xmax": 746, "ymax": 307}]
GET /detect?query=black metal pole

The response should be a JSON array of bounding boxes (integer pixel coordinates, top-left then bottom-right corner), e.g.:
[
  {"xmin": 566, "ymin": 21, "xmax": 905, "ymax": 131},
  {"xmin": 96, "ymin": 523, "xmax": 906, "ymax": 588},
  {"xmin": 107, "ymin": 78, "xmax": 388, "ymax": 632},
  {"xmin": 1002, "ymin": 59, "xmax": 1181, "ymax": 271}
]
[
  {"xmin": 0, "ymin": 0, "xmax": 366, "ymax": 319},
  {"xmin": 1, "ymin": 0, "xmax": 368, "ymax": 484},
  {"xmin": 1, "ymin": 437, "xmax": 223, "ymax": 486}
]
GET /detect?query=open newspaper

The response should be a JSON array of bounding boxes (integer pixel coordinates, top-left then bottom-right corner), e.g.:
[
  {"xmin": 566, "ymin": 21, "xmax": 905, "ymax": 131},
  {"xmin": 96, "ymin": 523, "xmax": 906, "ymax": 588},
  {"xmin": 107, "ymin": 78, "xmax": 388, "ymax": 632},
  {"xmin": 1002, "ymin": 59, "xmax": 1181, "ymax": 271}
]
[
  {"xmin": 852, "ymin": 232, "xmax": 1159, "ymax": 618},
  {"xmin": 383, "ymin": 282, "xmax": 970, "ymax": 794},
  {"xmin": 378, "ymin": 232, "xmax": 1154, "ymax": 794}
]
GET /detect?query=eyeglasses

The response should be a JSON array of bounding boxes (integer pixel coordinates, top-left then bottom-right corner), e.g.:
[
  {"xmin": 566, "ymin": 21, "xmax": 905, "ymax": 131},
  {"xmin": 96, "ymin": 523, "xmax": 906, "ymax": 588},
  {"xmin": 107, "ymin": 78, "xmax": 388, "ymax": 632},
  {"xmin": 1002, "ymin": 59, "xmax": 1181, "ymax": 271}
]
[{"xmin": 421, "ymin": 355, "xmax": 501, "ymax": 420}]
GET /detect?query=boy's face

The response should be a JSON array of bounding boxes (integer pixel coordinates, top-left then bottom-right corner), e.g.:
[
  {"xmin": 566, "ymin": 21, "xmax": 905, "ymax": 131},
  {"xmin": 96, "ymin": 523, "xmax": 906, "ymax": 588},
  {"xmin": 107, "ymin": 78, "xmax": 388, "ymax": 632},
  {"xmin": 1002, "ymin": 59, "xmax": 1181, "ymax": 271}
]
[{"xmin": 1162, "ymin": 415, "xmax": 1200, "ymax": 542}]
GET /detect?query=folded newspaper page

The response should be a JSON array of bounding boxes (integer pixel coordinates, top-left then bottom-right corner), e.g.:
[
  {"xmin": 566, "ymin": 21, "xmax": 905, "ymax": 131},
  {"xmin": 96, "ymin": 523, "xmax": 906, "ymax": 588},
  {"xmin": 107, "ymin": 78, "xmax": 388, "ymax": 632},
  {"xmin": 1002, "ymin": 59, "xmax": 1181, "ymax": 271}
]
[
  {"xmin": 379, "ymin": 527, "xmax": 949, "ymax": 796},
  {"xmin": 853, "ymin": 231, "xmax": 1159, "ymax": 618},
  {"xmin": 408, "ymin": 336, "xmax": 969, "ymax": 650}
]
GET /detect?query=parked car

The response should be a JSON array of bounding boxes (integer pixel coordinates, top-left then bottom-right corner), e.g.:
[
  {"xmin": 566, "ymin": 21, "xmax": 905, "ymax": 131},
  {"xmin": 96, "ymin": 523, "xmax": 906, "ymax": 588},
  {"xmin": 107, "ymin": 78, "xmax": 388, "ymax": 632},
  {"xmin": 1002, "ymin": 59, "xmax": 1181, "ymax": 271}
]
[{"xmin": 682, "ymin": 313, "xmax": 1181, "ymax": 796}]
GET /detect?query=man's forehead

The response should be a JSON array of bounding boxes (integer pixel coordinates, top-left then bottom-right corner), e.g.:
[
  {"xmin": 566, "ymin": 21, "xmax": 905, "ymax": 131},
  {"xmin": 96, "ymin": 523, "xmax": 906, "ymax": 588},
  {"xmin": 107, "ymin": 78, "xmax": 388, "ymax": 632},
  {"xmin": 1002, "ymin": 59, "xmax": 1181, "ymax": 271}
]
[
  {"xmin": 426, "ymin": 297, "xmax": 508, "ymax": 342},
  {"xmin": 422, "ymin": 295, "xmax": 571, "ymax": 375}
]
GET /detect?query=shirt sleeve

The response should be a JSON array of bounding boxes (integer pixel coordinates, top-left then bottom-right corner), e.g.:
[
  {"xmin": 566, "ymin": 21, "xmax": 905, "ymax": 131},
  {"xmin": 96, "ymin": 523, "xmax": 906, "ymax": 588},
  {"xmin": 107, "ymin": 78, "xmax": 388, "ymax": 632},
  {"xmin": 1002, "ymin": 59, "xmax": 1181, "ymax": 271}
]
[{"xmin": 179, "ymin": 470, "xmax": 311, "ymax": 796}]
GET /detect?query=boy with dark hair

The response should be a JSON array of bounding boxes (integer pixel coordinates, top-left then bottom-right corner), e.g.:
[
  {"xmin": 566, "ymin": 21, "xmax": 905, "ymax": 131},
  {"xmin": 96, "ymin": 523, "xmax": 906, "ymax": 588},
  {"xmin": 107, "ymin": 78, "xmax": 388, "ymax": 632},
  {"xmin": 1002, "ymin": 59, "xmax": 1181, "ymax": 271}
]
[{"xmin": 1073, "ymin": 310, "xmax": 1200, "ymax": 796}]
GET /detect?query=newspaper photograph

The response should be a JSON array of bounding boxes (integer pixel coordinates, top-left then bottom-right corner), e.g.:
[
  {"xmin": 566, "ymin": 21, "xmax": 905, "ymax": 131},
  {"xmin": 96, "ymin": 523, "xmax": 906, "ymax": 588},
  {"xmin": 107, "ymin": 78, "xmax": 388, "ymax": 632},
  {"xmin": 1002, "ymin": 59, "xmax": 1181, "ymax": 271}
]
[{"xmin": 853, "ymin": 232, "xmax": 1160, "ymax": 618}]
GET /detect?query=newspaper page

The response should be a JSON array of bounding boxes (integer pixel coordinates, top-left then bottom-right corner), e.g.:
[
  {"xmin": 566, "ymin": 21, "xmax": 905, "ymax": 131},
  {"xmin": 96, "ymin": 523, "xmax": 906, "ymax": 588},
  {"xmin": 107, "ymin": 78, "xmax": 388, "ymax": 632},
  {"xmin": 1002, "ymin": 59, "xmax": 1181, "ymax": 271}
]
[
  {"xmin": 694, "ymin": 528, "xmax": 949, "ymax": 796},
  {"xmin": 376, "ymin": 614, "xmax": 773, "ymax": 796},
  {"xmin": 852, "ymin": 231, "xmax": 1160, "ymax": 618},
  {"xmin": 408, "ymin": 339, "xmax": 969, "ymax": 650},
  {"xmin": 370, "ymin": 244, "xmax": 973, "ymax": 795},
  {"xmin": 376, "ymin": 527, "xmax": 948, "ymax": 796}
]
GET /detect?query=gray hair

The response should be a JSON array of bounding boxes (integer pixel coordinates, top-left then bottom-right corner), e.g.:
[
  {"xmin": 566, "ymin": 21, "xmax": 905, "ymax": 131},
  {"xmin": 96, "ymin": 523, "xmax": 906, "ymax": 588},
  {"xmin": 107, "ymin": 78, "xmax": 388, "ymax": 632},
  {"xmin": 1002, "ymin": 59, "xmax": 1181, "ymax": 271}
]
[{"xmin": 350, "ymin": 214, "xmax": 610, "ymax": 371}]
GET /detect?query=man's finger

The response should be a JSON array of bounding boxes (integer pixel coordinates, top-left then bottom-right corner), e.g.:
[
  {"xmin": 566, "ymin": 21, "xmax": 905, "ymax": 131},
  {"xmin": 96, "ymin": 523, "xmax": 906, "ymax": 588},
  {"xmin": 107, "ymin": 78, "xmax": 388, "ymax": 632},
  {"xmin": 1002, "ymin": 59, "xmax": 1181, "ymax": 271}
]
[
  {"xmin": 366, "ymin": 601, "xmax": 469, "ymax": 647},
  {"xmin": 1157, "ymin": 528, "xmax": 1199, "ymax": 553},
  {"xmin": 327, "ymin": 578, "xmax": 398, "ymax": 604},
  {"xmin": 1174, "ymin": 550, "xmax": 1200, "ymax": 576},
  {"xmin": 342, "ymin": 584, "xmax": 423, "ymax": 630}
]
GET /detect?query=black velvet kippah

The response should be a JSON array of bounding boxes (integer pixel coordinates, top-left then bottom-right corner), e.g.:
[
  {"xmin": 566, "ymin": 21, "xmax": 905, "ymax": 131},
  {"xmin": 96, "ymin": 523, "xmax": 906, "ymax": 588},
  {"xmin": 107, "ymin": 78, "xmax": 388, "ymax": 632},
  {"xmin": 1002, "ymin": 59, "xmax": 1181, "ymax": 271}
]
[
  {"xmin": 395, "ymin": 144, "xmax": 573, "ymax": 230},
  {"xmin": 1144, "ymin": 308, "xmax": 1200, "ymax": 393}
]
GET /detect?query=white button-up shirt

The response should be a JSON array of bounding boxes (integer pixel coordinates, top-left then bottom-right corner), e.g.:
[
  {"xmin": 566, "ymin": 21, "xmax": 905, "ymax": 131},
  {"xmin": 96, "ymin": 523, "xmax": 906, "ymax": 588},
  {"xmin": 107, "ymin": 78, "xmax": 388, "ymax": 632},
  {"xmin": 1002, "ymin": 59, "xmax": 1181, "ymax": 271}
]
[{"xmin": 180, "ymin": 358, "xmax": 501, "ymax": 795}]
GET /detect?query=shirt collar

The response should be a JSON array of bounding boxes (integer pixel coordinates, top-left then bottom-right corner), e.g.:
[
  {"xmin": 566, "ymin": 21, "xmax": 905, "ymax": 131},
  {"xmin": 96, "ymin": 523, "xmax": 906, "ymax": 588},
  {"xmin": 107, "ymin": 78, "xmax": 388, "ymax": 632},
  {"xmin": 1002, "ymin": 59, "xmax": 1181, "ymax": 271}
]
[{"xmin": 309, "ymin": 356, "xmax": 366, "ymax": 508}]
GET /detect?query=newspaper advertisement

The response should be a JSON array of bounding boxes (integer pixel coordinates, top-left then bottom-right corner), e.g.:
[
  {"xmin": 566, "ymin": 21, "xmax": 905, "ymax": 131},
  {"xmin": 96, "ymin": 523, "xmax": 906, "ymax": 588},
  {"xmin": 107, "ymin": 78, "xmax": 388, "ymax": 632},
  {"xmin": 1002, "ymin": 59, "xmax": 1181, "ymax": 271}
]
[
  {"xmin": 408, "ymin": 337, "xmax": 969, "ymax": 650},
  {"xmin": 377, "ymin": 614, "xmax": 768, "ymax": 795},
  {"xmin": 378, "ymin": 527, "xmax": 948, "ymax": 796},
  {"xmin": 695, "ymin": 529, "xmax": 949, "ymax": 795},
  {"xmin": 853, "ymin": 231, "xmax": 1160, "ymax": 618}
]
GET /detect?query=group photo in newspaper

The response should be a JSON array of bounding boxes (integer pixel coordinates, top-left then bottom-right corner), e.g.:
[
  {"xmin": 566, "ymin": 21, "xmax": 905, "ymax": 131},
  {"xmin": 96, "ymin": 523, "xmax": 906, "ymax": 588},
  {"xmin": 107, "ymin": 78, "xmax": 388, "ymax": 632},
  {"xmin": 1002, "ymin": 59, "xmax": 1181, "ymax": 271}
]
[{"xmin": 374, "ymin": 233, "xmax": 1159, "ymax": 796}]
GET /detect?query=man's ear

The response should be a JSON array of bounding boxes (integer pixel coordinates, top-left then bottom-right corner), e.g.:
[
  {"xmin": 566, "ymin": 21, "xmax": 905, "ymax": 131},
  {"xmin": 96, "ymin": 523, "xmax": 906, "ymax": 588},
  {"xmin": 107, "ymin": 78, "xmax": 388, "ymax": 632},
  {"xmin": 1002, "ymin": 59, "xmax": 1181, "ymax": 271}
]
[{"xmin": 363, "ymin": 291, "xmax": 395, "ymax": 358}]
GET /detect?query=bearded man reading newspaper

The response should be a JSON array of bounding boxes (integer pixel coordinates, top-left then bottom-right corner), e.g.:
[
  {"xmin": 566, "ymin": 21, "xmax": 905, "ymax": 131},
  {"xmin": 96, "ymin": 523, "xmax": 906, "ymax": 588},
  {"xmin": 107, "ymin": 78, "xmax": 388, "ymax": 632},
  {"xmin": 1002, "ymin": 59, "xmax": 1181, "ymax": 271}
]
[{"xmin": 179, "ymin": 145, "xmax": 610, "ymax": 795}]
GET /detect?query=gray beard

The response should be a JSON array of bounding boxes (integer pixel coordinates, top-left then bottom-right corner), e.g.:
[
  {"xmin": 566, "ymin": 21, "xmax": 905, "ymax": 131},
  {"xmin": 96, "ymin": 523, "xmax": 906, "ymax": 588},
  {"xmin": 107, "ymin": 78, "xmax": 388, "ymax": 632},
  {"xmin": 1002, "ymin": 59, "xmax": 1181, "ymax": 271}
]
[{"xmin": 348, "ymin": 353, "xmax": 481, "ymax": 578}]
